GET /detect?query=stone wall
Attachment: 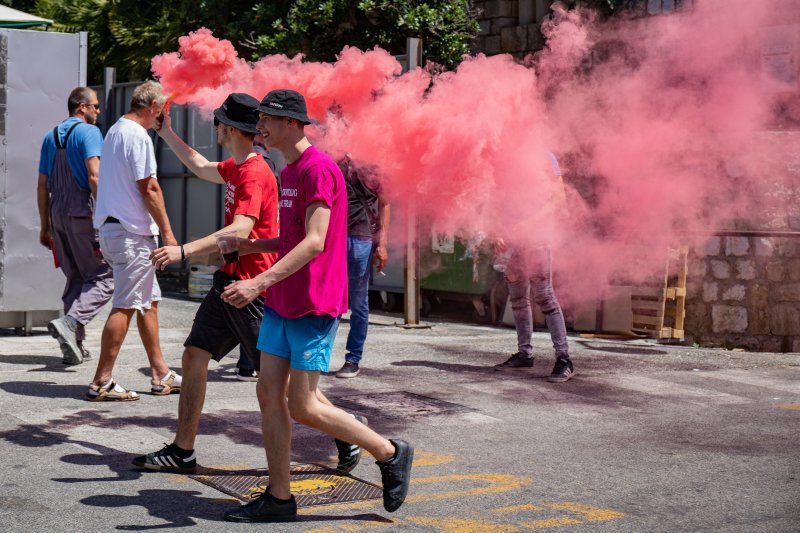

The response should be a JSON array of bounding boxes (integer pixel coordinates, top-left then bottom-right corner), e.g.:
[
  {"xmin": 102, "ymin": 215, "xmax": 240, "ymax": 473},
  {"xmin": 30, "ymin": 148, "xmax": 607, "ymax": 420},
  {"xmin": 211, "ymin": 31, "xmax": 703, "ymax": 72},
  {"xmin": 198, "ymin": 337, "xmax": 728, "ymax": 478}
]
[
  {"xmin": 471, "ymin": 1, "xmax": 545, "ymax": 56},
  {"xmin": 685, "ymin": 236, "xmax": 800, "ymax": 352}
]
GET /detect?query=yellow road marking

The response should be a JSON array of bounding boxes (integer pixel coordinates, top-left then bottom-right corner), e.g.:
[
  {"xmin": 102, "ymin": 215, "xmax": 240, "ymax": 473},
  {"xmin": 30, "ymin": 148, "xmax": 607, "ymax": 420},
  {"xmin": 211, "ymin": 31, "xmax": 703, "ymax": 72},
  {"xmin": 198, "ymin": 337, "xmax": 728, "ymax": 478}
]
[
  {"xmin": 494, "ymin": 504, "xmax": 545, "ymax": 513},
  {"xmin": 777, "ymin": 403, "xmax": 800, "ymax": 410},
  {"xmin": 412, "ymin": 451, "xmax": 458, "ymax": 467},
  {"xmin": 522, "ymin": 517, "xmax": 583, "ymax": 528},
  {"xmin": 303, "ymin": 501, "xmax": 626, "ymax": 533},
  {"xmin": 408, "ymin": 517, "xmax": 521, "ymax": 532},
  {"xmin": 299, "ymin": 473, "xmax": 533, "ymax": 512},
  {"xmin": 406, "ymin": 474, "xmax": 533, "ymax": 502}
]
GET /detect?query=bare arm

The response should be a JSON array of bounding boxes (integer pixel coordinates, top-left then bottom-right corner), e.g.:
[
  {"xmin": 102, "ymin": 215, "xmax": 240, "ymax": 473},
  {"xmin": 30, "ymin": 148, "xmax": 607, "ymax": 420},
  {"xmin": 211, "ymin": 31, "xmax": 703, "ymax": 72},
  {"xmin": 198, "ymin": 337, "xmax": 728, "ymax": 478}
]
[
  {"xmin": 36, "ymin": 173, "xmax": 51, "ymax": 249},
  {"xmin": 222, "ymin": 202, "xmax": 330, "ymax": 307},
  {"xmin": 155, "ymin": 107, "xmax": 223, "ymax": 184},
  {"xmin": 374, "ymin": 197, "xmax": 390, "ymax": 272},
  {"xmin": 150, "ymin": 214, "xmax": 255, "ymax": 270},
  {"xmin": 85, "ymin": 157, "xmax": 100, "ymax": 199},
  {"xmin": 239, "ymin": 237, "xmax": 280, "ymax": 256},
  {"xmin": 137, "ymin": 177, "xmax": 177, "ymax": 246}
]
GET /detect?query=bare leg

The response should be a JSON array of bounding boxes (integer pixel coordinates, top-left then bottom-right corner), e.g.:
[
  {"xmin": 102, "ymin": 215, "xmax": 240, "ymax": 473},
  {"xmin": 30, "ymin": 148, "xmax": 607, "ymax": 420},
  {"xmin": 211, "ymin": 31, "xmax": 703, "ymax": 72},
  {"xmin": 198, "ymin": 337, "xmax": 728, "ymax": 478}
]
[
  {"xmin": 287, "ymin": 369, "xmax": 395, "ymax": 462},
  {"xmin": 316, "ymin": 388, "xmax": 333, "ymax": 406},
  {"xmin": 91, "ymin": 308, "xmax": 134, "ymax": 386},
  {"xmin": 135, "ymin": 301, "xmax": 171, "ymax": 381},
  {"xmin": 257, "ymin": 353, "xmax": 292, "ymax": 500},
  {"xmin": 174, "ymin": 346, "xmax": 212, "ymax": 450}
]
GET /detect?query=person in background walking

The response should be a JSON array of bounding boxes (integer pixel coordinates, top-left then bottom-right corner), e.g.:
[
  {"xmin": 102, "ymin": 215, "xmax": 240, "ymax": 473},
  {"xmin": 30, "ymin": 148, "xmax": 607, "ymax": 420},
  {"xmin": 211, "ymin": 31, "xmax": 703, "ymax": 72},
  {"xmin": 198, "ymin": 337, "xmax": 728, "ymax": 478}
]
[
  {"xmin": 88, "ymin": 81, "xmax": 181, "ymax": 401},
  {"xmin": 37, "ymin": 87, "xmax": 113, "ymax": 365}
]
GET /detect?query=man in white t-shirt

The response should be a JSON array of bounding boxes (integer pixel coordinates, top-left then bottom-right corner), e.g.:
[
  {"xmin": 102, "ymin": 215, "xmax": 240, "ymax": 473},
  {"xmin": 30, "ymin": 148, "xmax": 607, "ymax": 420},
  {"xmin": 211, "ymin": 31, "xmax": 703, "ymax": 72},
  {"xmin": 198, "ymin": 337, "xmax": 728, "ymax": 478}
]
[{"xmin": 88, "ymin": 81, "xmax": 182, "ymax": 401}]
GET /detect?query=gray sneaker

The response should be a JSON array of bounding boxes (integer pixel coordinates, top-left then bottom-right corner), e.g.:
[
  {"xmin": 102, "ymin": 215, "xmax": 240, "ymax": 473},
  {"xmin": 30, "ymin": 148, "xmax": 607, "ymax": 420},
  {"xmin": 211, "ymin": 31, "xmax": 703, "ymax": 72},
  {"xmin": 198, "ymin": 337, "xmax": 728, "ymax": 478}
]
[
  {"xmin": 78, "ymin": 342, "xmax": 92, "ymax": 361},
  {"xmin": 48, "ymin": 316, "xmax": 82, "ymax": 365}
]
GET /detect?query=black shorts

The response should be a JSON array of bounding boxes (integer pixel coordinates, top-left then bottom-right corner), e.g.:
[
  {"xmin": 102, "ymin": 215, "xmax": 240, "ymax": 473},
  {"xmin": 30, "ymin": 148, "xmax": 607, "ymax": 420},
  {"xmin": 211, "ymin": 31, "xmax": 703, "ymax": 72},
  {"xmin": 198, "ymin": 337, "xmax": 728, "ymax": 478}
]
[{"xmin": 184, "ymin": 270, "xmax": 263, "ymax": 370}]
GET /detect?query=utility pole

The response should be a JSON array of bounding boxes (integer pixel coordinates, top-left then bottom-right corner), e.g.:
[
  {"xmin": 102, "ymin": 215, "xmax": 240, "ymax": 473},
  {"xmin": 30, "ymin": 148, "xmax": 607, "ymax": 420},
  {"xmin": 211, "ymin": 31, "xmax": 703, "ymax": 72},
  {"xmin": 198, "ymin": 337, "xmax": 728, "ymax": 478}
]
[{"xmin": 403, "ymin": 37, "xmax": 423, "ymax": 325}]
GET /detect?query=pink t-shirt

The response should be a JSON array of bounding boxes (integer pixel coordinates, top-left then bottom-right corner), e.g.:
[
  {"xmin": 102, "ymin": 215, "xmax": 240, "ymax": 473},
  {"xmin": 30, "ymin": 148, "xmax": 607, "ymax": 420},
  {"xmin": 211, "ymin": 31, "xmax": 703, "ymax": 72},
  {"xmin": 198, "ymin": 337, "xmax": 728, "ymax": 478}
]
[{"xmin": 266, "ymin": 145, "xmax": 348, "ymax": 318}]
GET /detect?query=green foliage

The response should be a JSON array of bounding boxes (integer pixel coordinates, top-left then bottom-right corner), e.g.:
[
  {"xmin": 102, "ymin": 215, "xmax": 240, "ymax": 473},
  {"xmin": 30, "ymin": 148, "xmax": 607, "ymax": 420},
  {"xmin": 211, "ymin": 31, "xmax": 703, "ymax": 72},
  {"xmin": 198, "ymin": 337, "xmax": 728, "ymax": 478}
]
[
  {"xmin": 26, "ymin": 0, "xmax": 268, "ymax": 83},
  {"xmin": 0, "ymin": 0, "xmax": 38, "ymax": 11},
  {"xmin": 8, "ymin": 1, "xmax": 478, "ymax": 84},
  {"xmin": 249, "ymin": 1, "xmax": 479, "ymax": 70}
]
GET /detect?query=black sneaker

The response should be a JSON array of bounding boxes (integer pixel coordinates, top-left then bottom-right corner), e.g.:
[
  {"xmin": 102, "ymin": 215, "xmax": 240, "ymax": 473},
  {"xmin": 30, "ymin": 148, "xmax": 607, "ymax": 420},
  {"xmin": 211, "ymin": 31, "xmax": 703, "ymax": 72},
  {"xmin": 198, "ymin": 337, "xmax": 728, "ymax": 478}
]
[
  {"xmin": 334, "ymin": 414, "xmax": 368, "ymax": 474},
  {"xmin": 547, "ymin": 358, "xmax": 575, "ymax": 383},
  {"xmin": 132, "ymin": 443, "xmax": 197, "ymax": 473},
  {"xmin": 493, "ymin": 352, "xmax": 534, "ymax": 370},
  {"xmin": 236, "ymin": 368, "xmax": 258, "ymax": 382},
  {"xmin": 336, "ymin": 361, "xmax": 360, "ymax": 378},
  {"xmin": 377, "ymin": 439, "xmax": 414, "ymax": 512},
  {"xmin": 224, "ymin": 489, "xmax": 297, "ymax": 523}
]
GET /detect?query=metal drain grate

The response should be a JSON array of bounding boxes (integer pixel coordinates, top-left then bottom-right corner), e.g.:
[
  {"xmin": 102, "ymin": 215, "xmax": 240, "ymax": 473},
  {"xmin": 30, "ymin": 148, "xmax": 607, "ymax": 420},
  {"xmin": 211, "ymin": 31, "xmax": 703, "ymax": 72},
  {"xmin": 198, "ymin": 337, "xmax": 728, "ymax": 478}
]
[
  {"xmin": 191, "ymin": 463, "xmax": 382, "ymax": 507},
  {"xmin": 336, "ymin": 391, "xmax": 472, "ymax": 418}
]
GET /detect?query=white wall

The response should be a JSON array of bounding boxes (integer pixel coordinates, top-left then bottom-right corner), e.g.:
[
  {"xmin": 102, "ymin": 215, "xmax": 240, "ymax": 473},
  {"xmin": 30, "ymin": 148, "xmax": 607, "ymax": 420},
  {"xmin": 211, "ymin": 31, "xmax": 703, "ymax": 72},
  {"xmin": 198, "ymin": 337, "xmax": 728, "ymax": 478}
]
[{"xmin": 0, "ymin": 29, "xmax": 85, "ymax": 312}]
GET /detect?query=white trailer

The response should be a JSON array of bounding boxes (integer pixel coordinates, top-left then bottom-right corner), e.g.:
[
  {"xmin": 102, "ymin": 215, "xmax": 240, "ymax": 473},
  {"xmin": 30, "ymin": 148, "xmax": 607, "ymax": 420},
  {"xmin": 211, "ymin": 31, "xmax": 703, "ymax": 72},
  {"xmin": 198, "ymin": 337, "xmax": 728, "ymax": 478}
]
[{"xmin": 0, "ymin": 29, "xmax": 88, "ymax": 333}]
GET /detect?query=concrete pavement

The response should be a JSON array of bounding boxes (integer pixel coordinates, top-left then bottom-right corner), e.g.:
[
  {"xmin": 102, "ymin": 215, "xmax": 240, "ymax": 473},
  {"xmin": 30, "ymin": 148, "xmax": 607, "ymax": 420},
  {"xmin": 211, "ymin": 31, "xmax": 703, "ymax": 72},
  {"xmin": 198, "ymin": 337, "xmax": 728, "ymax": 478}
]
[{"xmin": 0, "ymin": 295, "xmax": 798, "ymax": 532}]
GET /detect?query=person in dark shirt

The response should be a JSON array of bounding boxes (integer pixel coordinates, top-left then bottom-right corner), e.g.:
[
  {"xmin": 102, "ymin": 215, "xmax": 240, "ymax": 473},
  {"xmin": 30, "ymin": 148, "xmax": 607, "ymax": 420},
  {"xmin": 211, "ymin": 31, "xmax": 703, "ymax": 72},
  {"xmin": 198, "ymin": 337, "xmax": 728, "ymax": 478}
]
[{"xmin": 334, "ymin": 155, "xmax": 390, "ymax": 378}]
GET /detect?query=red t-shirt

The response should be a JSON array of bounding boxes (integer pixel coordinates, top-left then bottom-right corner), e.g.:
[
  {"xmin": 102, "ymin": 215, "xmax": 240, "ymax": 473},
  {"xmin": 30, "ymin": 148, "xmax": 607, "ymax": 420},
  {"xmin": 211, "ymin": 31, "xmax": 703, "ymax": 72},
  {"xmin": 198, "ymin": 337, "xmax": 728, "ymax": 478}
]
[
  {"xmin": 217, "ymin": 156, "xmax": 279, "ymax": 295},
  {"xmin": 266, "ymin": 146, "xmax": 348, "ymax": 318}
]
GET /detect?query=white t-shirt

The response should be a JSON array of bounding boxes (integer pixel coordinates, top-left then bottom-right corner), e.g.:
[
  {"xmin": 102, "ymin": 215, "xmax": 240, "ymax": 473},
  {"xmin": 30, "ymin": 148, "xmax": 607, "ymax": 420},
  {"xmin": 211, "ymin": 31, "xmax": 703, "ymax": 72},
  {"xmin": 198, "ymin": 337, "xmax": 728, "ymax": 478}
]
[{"xmin": 94, "ymin": 117, "xmax": 159, "ymax": 235}]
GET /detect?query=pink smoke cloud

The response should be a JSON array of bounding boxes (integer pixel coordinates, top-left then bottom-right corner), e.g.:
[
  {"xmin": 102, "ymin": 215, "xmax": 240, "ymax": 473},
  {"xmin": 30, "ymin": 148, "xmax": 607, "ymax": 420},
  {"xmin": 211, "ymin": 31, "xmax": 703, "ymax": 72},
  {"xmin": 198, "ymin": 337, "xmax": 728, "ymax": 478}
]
[
  {"xmin": 150, "ymin": 0, "xmax": 799, "ymax": 304},
  {"xmin": 151, "ymin": 28, "xmax": 240, "ymax": 102}
]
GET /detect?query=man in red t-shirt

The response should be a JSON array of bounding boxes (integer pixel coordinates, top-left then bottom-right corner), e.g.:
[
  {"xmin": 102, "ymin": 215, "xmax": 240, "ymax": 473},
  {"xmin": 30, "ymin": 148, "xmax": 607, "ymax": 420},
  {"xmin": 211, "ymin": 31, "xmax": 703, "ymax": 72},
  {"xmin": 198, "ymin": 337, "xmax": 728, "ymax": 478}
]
[{"xmin": 131, "ymin": 93, "xmax": 278, "ymax": 472}]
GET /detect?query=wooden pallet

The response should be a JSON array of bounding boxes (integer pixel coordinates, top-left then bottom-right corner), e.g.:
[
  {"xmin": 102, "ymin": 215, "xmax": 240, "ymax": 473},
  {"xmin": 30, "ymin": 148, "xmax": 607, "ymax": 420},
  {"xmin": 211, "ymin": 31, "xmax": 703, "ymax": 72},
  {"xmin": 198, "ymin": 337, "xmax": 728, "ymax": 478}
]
[{"xmin": 630, "ymin": 246, "xmax": 688, "ymax": 340}]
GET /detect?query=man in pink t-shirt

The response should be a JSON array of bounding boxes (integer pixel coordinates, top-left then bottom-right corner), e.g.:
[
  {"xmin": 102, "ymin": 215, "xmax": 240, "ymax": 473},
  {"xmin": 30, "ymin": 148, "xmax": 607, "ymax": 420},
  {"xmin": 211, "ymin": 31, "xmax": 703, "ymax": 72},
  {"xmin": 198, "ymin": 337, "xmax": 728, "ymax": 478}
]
[{"xmin": 221, "ymin": 89, "xmax": 413, "ymax": 523}]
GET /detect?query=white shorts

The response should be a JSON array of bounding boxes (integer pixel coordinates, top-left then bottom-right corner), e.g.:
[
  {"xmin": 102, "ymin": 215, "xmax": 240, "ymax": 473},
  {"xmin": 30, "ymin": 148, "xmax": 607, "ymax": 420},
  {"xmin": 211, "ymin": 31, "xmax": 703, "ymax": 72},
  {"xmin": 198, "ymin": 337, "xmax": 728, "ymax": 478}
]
[{"xmin": 99, "ymin": 224, "xmax": 161, "ymax": 311}]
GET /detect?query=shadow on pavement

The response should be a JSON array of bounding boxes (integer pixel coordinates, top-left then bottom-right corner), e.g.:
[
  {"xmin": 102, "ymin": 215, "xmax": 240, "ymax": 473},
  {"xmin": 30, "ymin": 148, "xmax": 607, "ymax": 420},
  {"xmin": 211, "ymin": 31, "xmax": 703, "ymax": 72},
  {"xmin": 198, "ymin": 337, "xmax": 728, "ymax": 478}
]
[
  {"xmin": 0, "ymin": 408, "xmax": 409, "ymax": 475},
  {"xmin": 135, "ymin": 363, "xmax": 250, "ymax": 383},
  {"xmin": 0, "ymin": 354, "xmax": 72, "ymax": 369},
  {"xmin": 82, "ymin": 489, "xmax": 393, "ymax": 529},
  {"xmin": 0, "ymin": 424, "xmax": 150, "ymax": 483},
  {"xmin": 81, "ymin": 489, "xmax": 226, "ymax": 529},
  {"xmin": 0, "ymin": 381, "xmax": 89, "ymax": 399},
  {"xmin": 391, "ymin": 360, "xmax": 490, "ymax": 374},
  {"xmin": 0, "ymin": 419, "xmax": 400, "ymax": 528},
  {"xmin": 574, "ymin": 340, "xmax": 669, "ymax": 355},
  {"xmin": 297, "ymin": 513, "xmax": 393, "ymax": 525}
]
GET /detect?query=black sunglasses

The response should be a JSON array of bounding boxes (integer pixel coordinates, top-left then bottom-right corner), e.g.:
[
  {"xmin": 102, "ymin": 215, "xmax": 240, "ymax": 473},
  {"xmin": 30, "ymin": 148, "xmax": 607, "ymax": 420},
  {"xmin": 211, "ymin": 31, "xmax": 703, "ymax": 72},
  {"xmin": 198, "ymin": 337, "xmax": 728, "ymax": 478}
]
[
  {"xmin": 84, "ymin": 102, "xmax": 101, "ymax": 110},
  {"xmin": 213, "ymin": 117, "xmax": 220, "ymax": 127}
]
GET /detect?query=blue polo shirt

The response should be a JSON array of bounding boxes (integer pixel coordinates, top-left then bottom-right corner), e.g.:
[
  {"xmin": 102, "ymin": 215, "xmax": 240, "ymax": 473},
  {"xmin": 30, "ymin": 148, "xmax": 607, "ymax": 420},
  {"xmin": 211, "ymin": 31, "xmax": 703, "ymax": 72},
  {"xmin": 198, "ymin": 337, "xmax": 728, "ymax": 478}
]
[{"xmin": 38, "ymin": 117, "xmax": 103, "ymax": 191}]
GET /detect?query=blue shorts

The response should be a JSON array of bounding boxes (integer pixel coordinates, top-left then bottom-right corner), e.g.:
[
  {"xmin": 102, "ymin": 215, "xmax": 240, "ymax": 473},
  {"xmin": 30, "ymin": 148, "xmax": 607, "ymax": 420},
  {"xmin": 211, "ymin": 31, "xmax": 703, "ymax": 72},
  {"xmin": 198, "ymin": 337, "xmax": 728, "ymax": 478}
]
[{"xmin": 256, "ymin": 307, "xmax": 340, "ymax": 372}]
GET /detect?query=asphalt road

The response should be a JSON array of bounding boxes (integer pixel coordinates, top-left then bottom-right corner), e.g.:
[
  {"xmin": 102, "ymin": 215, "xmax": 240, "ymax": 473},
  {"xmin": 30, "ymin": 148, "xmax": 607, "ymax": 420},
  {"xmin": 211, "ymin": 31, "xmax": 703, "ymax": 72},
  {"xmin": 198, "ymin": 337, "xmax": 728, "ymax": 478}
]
[{"xmin": 0, "ymin": 295, "xmax": 798, "ymax": 532}]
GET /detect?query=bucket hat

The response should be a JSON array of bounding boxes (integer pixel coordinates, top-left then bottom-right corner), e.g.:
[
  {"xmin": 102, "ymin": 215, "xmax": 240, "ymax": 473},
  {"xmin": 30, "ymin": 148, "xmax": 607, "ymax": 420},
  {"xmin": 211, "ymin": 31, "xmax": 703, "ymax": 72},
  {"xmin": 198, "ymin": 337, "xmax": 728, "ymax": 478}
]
[
  {"xmin": 213, "ymin": 93, "xmax": 260, "ymax": 134},
  {"xmin": 256, "ymin": 89, "xmax": 312, "ymax": 124}
]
